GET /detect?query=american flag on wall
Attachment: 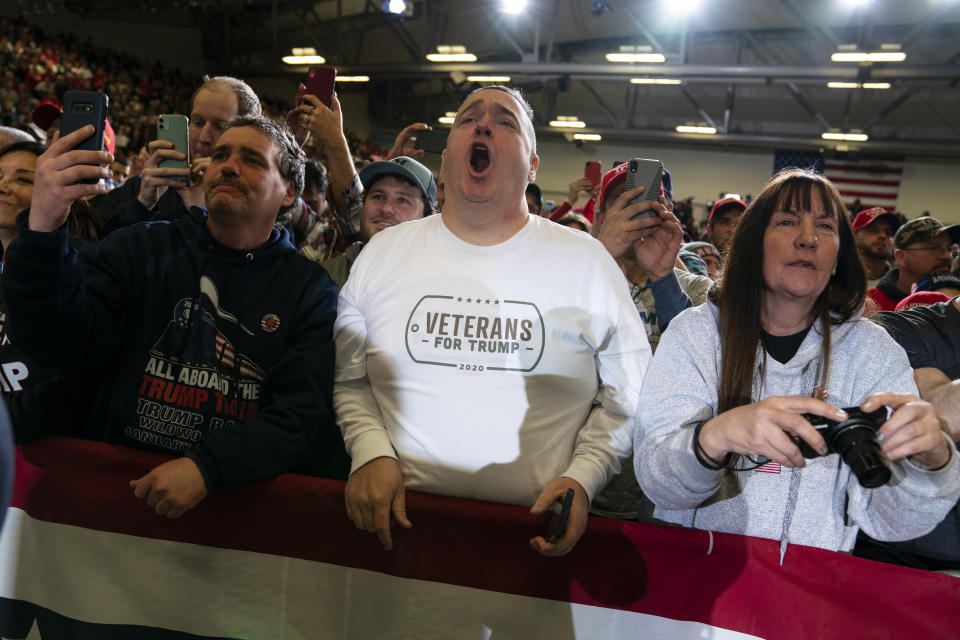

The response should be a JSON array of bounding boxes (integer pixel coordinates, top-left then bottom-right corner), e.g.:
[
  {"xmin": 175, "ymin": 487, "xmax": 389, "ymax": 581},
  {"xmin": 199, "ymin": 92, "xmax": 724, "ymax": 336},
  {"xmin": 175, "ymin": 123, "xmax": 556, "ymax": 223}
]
[
  {"xmin": 773, "ymin": 150, "xmax": 903, "ymax": 212},
  {"xmin": 822, "ymin": 156, "xmax": 903, "ymax": 211}
]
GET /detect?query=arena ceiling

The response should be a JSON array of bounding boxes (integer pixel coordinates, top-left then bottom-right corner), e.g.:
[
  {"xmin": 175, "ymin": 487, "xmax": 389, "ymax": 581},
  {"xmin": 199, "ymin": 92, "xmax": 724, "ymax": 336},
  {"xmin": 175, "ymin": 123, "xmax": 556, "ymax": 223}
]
[{"xmin": 16, "ymin": 0, "xmax": 960, "ymax": 158}]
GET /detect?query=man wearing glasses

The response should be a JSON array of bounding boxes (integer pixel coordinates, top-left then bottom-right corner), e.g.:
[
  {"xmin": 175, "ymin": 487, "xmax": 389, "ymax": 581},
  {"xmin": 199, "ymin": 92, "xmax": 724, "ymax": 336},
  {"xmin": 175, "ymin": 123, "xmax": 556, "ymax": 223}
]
[{"xmin": 868, "ymin": 216, "xmax": 960, "ymax": 312}]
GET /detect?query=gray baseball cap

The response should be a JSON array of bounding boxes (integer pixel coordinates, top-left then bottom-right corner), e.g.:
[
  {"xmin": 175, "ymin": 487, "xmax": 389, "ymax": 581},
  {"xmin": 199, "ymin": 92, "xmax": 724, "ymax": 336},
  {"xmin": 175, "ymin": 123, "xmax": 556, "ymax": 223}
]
[{"xmin": 359, "ymin": 156, "xmax": 437, "ymax": 209}]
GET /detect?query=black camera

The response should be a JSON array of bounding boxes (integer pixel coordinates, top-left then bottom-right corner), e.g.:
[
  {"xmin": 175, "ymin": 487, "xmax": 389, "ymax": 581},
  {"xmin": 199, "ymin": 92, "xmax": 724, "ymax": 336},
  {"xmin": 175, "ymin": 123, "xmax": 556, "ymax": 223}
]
[{"xmin": 793, "ymin": 406, "xmax": 891, "ymax": 488}]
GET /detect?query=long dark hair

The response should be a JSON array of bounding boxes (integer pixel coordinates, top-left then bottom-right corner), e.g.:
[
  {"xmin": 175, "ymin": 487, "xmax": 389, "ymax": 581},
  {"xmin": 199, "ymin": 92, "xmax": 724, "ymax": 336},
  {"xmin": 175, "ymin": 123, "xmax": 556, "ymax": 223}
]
[{"xmin": 709, "ymin": 168, "xmax": 866, "ymax": 414}]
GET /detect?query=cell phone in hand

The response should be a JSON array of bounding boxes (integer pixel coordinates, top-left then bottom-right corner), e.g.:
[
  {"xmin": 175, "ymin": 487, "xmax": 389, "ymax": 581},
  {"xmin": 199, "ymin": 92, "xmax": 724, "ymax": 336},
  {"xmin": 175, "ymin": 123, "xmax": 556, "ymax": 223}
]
[
  {"xmin": 584, "ymin": 161, "xmax": 601, "ymax": 187},
  {"xmin": 157, "ymin": 115, "xmax": 190, "ymax": 183},
  {"xmin": 60, "ymin": 91, "xmax": 109, "ymax": 184},
  {"xmin": 624, "ymin": 157, "xmax": 663, "ymax": 219},
  {"xmin": 414, "ymin": 129, "xmax": 447, "ymax": 154},
  {"xmin": 545, "ymin": 488, "xmax": 575, "ymax": 543},
  {"xmin": 305, "ymin": 65, "xmax": 337, "ymax": 109}
]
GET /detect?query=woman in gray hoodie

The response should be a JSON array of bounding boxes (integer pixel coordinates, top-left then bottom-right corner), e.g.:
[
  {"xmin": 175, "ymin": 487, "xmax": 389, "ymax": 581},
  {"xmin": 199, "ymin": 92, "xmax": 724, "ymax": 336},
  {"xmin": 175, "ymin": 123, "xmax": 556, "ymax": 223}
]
[{"xmin": 634, "ymin": 168, "xmax": 959, "ymax": 556}]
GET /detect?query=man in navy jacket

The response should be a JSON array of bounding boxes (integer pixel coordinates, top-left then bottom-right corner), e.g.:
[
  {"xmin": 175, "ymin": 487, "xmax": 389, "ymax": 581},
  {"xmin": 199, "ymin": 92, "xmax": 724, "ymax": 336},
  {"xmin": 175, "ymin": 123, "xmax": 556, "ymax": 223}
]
[{"xmin": 2, "ymin": 116, "xmax": 342, "ymax": 518}]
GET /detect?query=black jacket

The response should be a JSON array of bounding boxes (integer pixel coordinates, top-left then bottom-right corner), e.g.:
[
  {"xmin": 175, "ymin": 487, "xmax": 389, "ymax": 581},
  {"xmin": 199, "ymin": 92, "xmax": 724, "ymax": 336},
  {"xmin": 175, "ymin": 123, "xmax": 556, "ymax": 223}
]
[{"xmin": 2, "ymin": 208, "xmax": 346, "ymax": 489}]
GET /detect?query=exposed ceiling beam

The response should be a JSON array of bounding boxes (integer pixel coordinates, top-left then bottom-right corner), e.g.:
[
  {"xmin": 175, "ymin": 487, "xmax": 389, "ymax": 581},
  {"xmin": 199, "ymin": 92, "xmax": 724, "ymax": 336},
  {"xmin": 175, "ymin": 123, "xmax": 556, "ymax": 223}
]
[
  {"xmin": 862, "ymin": 86, "xmax": 923, "ymax": 132},
  {"xmin": 680, "ymin": 87, "xmax": 718, "ymax": 130},
  {"xmin": 534, "ymin": 125, "xmax": 960, "ymax": 159},
  {"xmin": 262, "ymin": 62, "xmax": 960, "ymax": 82}
]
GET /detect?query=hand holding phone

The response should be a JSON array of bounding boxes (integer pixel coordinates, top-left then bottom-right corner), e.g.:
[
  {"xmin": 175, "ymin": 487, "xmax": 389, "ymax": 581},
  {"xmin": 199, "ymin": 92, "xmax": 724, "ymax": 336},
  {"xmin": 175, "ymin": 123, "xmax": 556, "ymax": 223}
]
[
  {"xmin": 29, "ymin": 126, "xmax": 112, "ymax": 232},
  {"xmin": 529, "ymin": 480, "xmax": 588, "ymax": 556}
]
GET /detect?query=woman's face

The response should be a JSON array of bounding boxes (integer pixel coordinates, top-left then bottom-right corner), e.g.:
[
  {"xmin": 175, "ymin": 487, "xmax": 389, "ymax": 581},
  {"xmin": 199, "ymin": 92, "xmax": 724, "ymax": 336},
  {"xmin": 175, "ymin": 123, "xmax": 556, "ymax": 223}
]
[
  {"xmin": 0, "ymin": 151, "xmax": 37, "ymax": 229},
  {"xmin": 761, "ymin": 192, "xmax": 840, "ymax": 311}
]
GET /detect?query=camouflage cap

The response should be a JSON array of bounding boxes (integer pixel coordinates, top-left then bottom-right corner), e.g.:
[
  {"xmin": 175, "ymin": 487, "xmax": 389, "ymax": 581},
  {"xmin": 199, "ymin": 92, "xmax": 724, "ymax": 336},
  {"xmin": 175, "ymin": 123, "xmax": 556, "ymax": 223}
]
[{"xmin": 894, "ymin": 216, "xmax": 960, "ymax": 249}]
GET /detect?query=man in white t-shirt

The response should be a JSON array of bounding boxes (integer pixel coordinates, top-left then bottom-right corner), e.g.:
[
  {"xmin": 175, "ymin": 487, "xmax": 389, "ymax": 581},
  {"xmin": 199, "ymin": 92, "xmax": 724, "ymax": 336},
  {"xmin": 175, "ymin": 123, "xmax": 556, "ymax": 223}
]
[{"xmin": 334, "ymin": 86, "xmax": 651, "ymax": 555}]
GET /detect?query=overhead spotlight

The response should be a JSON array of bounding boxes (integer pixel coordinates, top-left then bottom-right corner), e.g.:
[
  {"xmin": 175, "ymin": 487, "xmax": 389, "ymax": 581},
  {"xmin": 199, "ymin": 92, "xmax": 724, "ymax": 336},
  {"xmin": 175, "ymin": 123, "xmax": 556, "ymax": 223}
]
[
  {"xmin": 841, "ymin": 0, "xmax": 871, "ymax": 6},
  {"xmin": 676, "ymin": 125, "xmax": 716, "ymax": 134},
  {"xmin": 337, "ymin": 76, "xmax": 371, "ymax": 82},
  {"xmin": 549, "ymin": 116, "xmax": 587, "ymax": 128},
  {"xmin": 382, "ymin": 0, "xmax": 406, "ymax": 15},
  {"xmin": 502, "ymin": 0, "xmax": 526, "ymax": 14},
  {"xmin": 467, "ymin": 75, "xmax": 512, "ymax": 82},
  {"xmin": 573, "ymin": 133, "xmax": 602, "ymax": 141},
  {"xmin": 606, "ymin": 46, "xmax": 666, "ymax": 63},
  {"xmin": 427, "ymin": 45, "xmax": 477, "ymax": 62},
  {"xmin": 822, "ymin": 131, "xmax": 869, "ymax": 142},
  {"xmin": 669, "ymin": 0, "xmax": 703, "ymax": 15},
  {"xmin": 438, "ymin": 111, "xmax": 458, "ymax": 125},
  {"xmin": 591, "ymin": 0, "xmax": 608, "ymax": 15},
  {"xmin": 282, "ymin": 47, "xmax": 325, "ymax": 65}
]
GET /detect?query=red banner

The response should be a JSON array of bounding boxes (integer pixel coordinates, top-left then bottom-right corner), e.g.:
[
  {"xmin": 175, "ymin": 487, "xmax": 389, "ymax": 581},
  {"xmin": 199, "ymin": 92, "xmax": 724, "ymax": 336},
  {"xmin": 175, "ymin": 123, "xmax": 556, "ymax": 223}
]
[{"xmin": 1, "ymin": 437, "xmax": 958, "ymax": 639}]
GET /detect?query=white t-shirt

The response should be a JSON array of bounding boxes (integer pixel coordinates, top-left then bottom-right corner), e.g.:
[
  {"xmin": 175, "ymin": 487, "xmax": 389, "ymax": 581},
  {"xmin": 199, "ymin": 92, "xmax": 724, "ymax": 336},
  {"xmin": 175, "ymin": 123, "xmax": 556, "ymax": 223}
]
[{"xmin": 334, "ymin": 214, "xmax": 651, "ymax": 505}]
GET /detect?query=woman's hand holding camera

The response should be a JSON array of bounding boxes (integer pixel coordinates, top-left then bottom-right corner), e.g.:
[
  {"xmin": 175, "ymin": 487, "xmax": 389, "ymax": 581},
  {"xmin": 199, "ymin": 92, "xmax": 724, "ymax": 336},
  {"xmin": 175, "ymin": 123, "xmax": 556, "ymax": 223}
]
[
  {"xmin": 865, "ymin": 392, "xmax": 952, "ymax": 470},
  {"xmin": 697, "ymin": 396, "xmax": 846, "ymax": 469}
]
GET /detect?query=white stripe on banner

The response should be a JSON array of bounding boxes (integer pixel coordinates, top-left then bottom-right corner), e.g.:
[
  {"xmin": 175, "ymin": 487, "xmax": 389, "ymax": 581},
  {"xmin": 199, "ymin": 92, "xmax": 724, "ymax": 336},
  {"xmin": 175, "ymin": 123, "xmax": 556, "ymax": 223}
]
[{"xmin": 0, "ymin": 509, "xmax": 761, "ymax": 640}]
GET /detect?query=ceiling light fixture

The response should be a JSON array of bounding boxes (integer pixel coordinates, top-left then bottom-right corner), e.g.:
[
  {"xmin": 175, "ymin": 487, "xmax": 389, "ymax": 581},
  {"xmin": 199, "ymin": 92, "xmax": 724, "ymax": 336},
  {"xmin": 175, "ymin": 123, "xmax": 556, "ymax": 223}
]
[
  {"xmin": 826, "ymin": 81, "xmax": 891, "ymax": 89},
  {"xmin": 676, "ymin": 125, "xmax": 716, "ymax": 134},
  {"xmin": 466, "ymin": 75, "xmax": 512, "ymax": 82},
  {"xmin": 336, "ymin": 76, "xmax": 371, "ymax": 82},
  {"xmin": 549, "ymin": 116, "xmax": 587, "ymax": 128},
  {"xmin": 831, "ymin": 43, "xmax": 905, "ymax": 62},
  {"xmin": 821, "ymin": 132, "xmax": 869, "ymax": 142},
  {"xmin": 630, "ymin": 77, "xmax": 683, "ymax": 85},
  {"xmin": 282, "ymin": 47, "xmax": 325, "ymax": 65},
  {"xmin": 606, "ymin": 45, "xmax": 666, "ymax": 63},
  {"xmin": 573, "ymin": 133, "xmax": 602, "ymax": 141},
  {"xmin": 427, "ymin": 45, "xmax": 477, "ymax": 63},
  {"xmin": 438, "ymin": 111, "xmax": 458, "ymax": 125}
]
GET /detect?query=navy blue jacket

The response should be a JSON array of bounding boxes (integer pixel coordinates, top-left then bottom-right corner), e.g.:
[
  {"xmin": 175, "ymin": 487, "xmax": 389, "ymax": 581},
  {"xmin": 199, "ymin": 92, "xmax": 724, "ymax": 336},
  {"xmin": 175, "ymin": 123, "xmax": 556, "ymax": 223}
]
[{"xmin": 2, "ymin": 208, "xmax": 345, "ymax": 490}]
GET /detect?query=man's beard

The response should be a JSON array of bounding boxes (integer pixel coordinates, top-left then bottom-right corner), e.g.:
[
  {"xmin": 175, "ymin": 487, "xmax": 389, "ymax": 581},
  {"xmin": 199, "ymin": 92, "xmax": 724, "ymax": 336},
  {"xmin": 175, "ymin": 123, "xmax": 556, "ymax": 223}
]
[{"xmin": 857, "ymin": 241, "xmax": 891, "ymax": 261}]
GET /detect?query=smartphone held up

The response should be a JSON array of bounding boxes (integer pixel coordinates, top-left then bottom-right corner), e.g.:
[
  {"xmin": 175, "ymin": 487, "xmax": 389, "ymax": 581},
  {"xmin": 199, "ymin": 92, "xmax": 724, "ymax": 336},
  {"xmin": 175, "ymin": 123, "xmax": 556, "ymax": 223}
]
[
  {"xmin": 59, "ymin": 90, "xmax": 110, "ymax": 184},
  {"xmin": 157, "ymin": 114, "xmax": 190, "ymax": 183},
  {"xmin": 305, "ymin": 66, "xmax": 337, "ymax": 109},
  {"xmin": 624, "ymin": 157, "xmax": 663, "ymax": 219}
]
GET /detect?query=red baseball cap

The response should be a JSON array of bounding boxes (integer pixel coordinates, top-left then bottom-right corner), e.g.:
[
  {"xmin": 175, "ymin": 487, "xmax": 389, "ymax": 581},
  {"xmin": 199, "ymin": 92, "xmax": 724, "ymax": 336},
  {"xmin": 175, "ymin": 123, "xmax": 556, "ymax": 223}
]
[
  {"xmin": 894, "ymin": 291, "xmax": 951, "ymax": 312},
  {"xmin": 596, "ymin": 163, "xmax": 665, "ymax": 211},
  {"xmin": 708, "ymin": 197, "xmax": 747, "ymax": 224},
  {"xmin": 852, "ymin": 207, "xmax": 899, "ymax": 233},
  {"xmin": 31, "ymin": 97, "xmax": 63, "ymax": 130}
]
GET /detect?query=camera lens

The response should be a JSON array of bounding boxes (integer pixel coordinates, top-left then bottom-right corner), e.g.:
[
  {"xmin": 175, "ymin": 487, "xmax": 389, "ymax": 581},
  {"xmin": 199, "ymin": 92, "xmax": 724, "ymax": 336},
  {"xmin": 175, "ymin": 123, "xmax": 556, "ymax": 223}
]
[{"xmin": 830, "ymin": 422, "xmax": 891, "ymax": 488}]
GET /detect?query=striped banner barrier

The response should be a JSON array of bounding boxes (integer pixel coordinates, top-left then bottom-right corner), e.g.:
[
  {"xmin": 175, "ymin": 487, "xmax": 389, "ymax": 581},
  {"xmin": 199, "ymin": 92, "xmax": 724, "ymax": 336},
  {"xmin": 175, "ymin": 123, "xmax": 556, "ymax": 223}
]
[{"xmin": 0, "ymin": 437, "xmax": 958, "ymax": 639}]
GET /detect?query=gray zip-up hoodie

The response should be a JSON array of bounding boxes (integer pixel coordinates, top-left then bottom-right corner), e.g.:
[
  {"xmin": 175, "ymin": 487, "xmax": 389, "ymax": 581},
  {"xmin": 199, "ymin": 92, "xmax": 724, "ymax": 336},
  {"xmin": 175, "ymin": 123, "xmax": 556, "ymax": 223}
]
[{"xmin": 634, "ymin": 302, "xmax": 960, "ymax": 553}]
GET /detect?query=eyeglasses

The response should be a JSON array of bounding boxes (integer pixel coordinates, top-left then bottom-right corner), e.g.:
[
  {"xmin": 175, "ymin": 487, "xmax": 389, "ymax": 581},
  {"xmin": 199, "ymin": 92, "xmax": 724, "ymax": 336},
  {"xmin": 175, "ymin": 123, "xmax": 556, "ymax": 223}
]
[{"xmin": 900, "ymin": 244, "xmax": 959, "ymax": 258}]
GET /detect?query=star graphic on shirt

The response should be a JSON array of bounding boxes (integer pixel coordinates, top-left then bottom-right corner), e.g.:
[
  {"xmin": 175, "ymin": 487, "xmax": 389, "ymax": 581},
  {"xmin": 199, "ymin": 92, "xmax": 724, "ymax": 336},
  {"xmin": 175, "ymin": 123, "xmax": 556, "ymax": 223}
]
[
  {"xmin": 494, "ymin": 300, "xmax": 500, "ymax": 305},
  {"xmin": 457, "ymin": 297, "xmax": 463, "ymax": 302},
  {"xmin": 485, "ymin": 299, "xmax": 491, "ymax": 304},
  {"xmin": 476, "ymin": 296, "xmax": 483, "ymax": 303},
  {"xmin": 466, "ymin": 298, "xmax": 472, "ymax": 303}
]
